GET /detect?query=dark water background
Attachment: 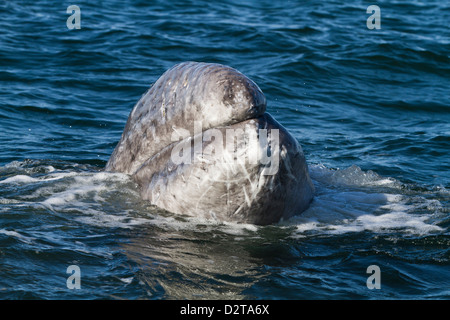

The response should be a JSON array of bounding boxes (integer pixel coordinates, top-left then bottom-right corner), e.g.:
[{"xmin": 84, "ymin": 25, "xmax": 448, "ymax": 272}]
[{"xmin": 0, "ymin": 0, "xmax": 449, "ymax": 299}]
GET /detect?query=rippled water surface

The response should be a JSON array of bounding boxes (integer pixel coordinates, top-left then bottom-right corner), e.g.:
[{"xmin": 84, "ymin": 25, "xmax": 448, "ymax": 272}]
[{"xmin": 0, "ymin": 0, "xmax": 449, "ymax": 299}]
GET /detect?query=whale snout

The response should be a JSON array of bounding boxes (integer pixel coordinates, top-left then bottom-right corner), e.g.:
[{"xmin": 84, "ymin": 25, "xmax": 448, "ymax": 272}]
[{"xmin": 220, "ymin": 73, "xmax": 266, "ymax": 116}]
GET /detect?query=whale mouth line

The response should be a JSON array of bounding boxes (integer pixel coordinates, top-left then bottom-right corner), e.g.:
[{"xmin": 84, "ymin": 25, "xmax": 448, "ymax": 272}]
[{"xmin": 105, "ymin": 62, "xmax": 314, "ymax": 225}]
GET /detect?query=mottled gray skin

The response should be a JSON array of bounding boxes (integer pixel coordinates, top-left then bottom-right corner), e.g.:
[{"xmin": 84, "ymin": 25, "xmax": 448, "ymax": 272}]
[
  {"xmin": 106, "ymin": 62, "xmax": 314, "ymax": 225},
  {"xmin": 106, "ymin": 62, "xmax": 266, "ymax": 175}
]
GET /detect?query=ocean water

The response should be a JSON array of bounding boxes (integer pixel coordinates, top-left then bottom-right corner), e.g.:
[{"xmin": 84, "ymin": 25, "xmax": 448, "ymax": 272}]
[{"xmin": 0, "ymin": 0, "xmax": 449, "ymax": 300}]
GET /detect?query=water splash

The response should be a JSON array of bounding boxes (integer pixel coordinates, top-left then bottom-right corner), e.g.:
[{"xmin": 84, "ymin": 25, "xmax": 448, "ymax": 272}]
[{"xmin": 285, "ymin": 164, "xmax": 446, "ymax": 237}]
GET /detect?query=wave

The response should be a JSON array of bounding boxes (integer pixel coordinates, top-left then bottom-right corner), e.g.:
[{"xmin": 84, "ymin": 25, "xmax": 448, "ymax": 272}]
[
  {"xmin": 287, "ymin": 164, "xmax": 446, "ymax": 236},
  {"xmin": 0, "ymin": 160, "xmax": 446, "ymax": 238}
]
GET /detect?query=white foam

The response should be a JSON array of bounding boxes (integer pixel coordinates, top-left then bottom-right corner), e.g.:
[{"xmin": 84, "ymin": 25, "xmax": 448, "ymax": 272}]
[
  {"xmin": 0, "ymin": 229, "xmax": 34, "ymax": 244},
  {"xmin": 309, "ymin": 164, "xmax": 398, "ymax": 188},
  {"xmin": 0, "ymin": 175, "xmax": 39, "ymax": 184},
  {"xmin": 0, "ymin": 171, "xmax": 80, "ymax": 185},
  {"xmin": 1, "ymin": 161, "xmax": 445, "ymax": 237},
  {"xmin": 74, "ymin": 208, "xmax": 150, "ymax": 229},
  {"xmin": 41, "ymin": 183, "xmax": 108, "ymax": 208},
  {"xmin": 287, "ymin": 164, "xmax": 446, "ymax": 237},
  {"xmin": 120, "ymin": 277, "xmax": 134, "ymax": 284},
  {"xmin": 146, "ymin": 213, "xmax": 260, "ymax": 236},
  {"xmin": 1, "ymin": 160, "xmax": 58, "ymax": 176},
  {"xmin": 0, "ymin": 164, "xmax": 151, "ymax": 229},
  {"xmin": 28, "ymin": 171, "xmax": 152, "ymax": 229},
  {"xmin": 327, "ymin": 212, "xmax": 443, "ymax": 235}
]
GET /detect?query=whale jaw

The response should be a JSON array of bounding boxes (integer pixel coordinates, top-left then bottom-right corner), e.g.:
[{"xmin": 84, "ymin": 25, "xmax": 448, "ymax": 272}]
[{"xmin": 132, "ymin": 114, "xmax": 314, "ymax": 225}]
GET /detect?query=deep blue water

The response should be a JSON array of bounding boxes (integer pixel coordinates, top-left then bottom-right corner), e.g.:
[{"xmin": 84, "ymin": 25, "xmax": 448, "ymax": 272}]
[{"xmin": 0, "ymin": 0, "xmax": 449, "ymax": 300}]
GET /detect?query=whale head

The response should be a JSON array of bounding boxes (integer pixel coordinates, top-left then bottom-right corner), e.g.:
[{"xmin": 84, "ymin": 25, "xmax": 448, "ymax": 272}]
[{"xmin": 106, "ymin": 62, "xmax": 314, "ymax": 225}]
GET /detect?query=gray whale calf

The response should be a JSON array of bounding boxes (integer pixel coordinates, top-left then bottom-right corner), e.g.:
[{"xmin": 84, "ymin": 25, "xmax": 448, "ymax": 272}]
[{"xmin": 106, "ymin": 62, "xmax": 314, "ymax": 225}]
